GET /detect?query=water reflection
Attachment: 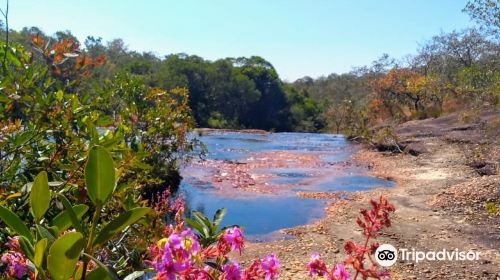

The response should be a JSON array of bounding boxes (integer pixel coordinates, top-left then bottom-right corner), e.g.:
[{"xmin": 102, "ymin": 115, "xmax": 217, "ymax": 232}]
[{"xmin": 181, "ymin": 131, "xmax": 393, "ymax": 240}]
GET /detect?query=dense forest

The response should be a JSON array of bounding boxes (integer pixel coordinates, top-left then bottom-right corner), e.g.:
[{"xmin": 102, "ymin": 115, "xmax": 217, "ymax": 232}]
[{"xmin": 0, "ymin": 26, "xmax": 323, "ymax": 132}]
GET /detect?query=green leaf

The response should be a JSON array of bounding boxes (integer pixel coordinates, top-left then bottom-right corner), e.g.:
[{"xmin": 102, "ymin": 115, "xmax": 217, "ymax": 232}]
[
  {"xmin": 73, "ymin": 263, "xmax": 84, "ymax": 280},
  {"xmin": 93, "ymin": 207, "xmax": 151, "ymax": 247},
  {"xmin": 55, "ymin": 90, "xmax": 64, "ymax": 102},
  {"xmin": 34, "ymin": 238, "xmax": 48, "ymax": 268},
  {"xmin": 85, "ymin": 146, "xmax": 116, "ymax": 206},
  {"xmin": 18, "ymin": 236, "xmax": 34, "ymax": 261},
  {"xmin": 30, "ymin": 171, "xmax": 51, "ymax": 221},
  {"xmin": 86, "ymin": 267, "xmax": 113, "ymax": 280},
  {"xmin": 192, "ymin": 211, "xmax": 211, "ymax": 236},
  {"xmin": 185, "ymin": 218, "xmax": 207, "ymax": 238},
  {"xmin": 0, "ymin": 205, "xmax": 34, "ymax": 242},
  {"xmin": 47, "ymin": 232, "xmax": 85, "ymax": 280},
  {"xmin": 36, "ymin": 224, "xmax": 56, "ymax": 244},
  {"xmin": 82, "ymin": 253, "xmax": 120, "ymax": 280},
  {"xmin": 50, "ymin": 204, "xmax": 89, "ymax": 235},
  {"xmin": 57, "ymin": 194, "xmax": 84, "ymax": 233},
  {"xmin": 213, "ymin": 208, "xmax": 226, "ymax": 229},
  {"xmin": 6, "ymin": 49, "xmax": 22, "ymax": 67}
]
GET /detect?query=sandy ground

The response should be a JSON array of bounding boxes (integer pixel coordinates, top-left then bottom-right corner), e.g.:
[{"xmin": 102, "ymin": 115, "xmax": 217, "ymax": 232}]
[{"xmin": 234, "ymin": 112, "xmax": 500, "ymax": 279}]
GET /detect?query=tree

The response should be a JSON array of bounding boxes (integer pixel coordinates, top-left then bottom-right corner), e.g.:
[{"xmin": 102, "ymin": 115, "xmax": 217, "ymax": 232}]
[
  {"xmin": 371, "ymin": 69, "xmax": 432, "ymax": 116},
  {"xmin": 463, "ymin": 0, "xmax": 500, "ymax": 36}
]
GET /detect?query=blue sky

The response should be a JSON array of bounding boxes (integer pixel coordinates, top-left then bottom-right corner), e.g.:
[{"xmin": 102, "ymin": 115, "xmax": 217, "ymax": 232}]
[{"xmin": 7, "ymin": 0, "xmax": 473, "ymax": 81}]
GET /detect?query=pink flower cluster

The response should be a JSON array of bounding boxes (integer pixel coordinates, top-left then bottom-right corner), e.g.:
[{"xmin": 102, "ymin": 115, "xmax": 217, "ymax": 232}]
[
  {"xmin": 307, "ymin": 253, "xmax": 349, "ymax": 280},
  {"xmin": 148, "ymin": 228, "xmax": 205, "ymax": 279},
  {"xmin": 0, "ymin": 237, "xmax": 31, "ymax": 279},
  {"xmin": 218, "ymin": 226, "xmax": 244, "ymax": 254},
  {"xmin": 223, "ymin": 254, "xmax": 280, "ymax": 280},
  {"xmin": 148, "ymin": 226, "xmax": 279, "ymax": 280},
  {"xmin": 148, "ymin": 196, "xmax": 394, "ymax": 280},
  {"xmin": 153, "ymin": 190, "xmax": 185, "ymax": 215}
]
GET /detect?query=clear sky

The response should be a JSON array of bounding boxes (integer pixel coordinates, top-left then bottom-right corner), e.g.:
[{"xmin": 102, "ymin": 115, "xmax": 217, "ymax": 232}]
[{"xmin": 7, "ymin": 0, "xmax": 473, "ymax": 81}]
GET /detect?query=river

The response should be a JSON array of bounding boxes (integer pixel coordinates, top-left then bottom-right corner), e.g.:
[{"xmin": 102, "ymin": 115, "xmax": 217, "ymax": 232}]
[{"xmin": 179, "ymin": 131, "xmax": 393, "ymax": 241}]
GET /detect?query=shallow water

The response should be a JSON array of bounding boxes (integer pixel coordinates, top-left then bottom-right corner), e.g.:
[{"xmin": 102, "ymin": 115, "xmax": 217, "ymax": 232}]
[
  {"xmin": 180, "ymin": 131, "xmax": 393, "ymax": 240},
  {"xmin": 193, "ymin": 132, "xmax": 351, "ymax": 161}
]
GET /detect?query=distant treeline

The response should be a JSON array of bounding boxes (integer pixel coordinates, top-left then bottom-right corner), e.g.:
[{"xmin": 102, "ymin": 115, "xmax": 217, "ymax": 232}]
[
  {"xmin": 2, "ymin": 0, "xmax": 498, "ymax": 135},
  {"xmin": 1, "ymin": 27, "xmax": 323, "ymax": 132}
]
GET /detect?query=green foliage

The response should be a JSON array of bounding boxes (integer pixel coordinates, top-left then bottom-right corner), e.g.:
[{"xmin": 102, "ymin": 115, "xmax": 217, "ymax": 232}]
[
  {"xmin": 186, "ymin": 208, "xmax": 228, "ymax": 247},
  {"xmin": 0, "ymin": 146, "xmax": 151, "ymax": 279},
  {"xmin": 47, "ymin": 232, "xmax": 85, "ymax": 280},
  {"xmin": 50, "ymin": 205, "xmax": 89, "ymax": 235},
  {"xmin": 0, "ymin": 33, "xmax": 196, "ymax": 278},
  {"xmin": 0, "ymin": 205, "xmax": 34, "ymax": 242},
  {"xmin": 30, "ymin": 171, "xmax": 51, "ymax": 221},
  {"xmin": 85, "ymin": 146, "xmax": 116, "ymax": 206},
  {"xmin": 93, "ymin": 207, "xmax": 151, "ymax": 247},
  {"xmin": 0, "ymin": 37, "xmax": 194, "ymax": 213}
]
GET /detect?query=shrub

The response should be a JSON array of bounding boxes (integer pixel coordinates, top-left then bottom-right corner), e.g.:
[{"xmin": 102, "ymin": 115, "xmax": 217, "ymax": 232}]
[{"xmin": 0, "ymin": 146, "xmax": 151, "ymax": 279}]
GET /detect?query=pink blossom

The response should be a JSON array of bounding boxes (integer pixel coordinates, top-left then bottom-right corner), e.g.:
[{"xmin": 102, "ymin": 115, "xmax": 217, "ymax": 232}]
[
  {"xmin": 333, "ymin": 264, "xmax": 350, "ymax": 280},
  {"xmin": 260, "ymin": 254, "xmax": 280, "ymax": 280},
  {"xmin": 219, "ymin": 227, "xmax": 244, "ymax": 253},
  {"xmin": 149, "ymin": 229, "xmax": 201, "ymax": 279},
  {"xmin": 222, "ymin": 262, "xmax": 242, "ymax": 280},
  {"xmin": 307, "ymin": 253, "xmax": 328, "ymax": 277},
  {"xmin": 1, "ymin": 251, "xmax": 29, "ymax": 279}
]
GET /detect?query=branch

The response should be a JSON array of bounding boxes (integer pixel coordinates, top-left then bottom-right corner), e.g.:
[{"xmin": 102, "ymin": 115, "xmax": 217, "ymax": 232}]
[{"xmin": 1, "ymin": 0, "xmax": 9, "ymax": 68}]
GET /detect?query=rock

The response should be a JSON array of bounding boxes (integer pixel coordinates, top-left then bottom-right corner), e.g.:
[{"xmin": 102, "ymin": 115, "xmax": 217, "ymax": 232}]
[
  {"xmin": 405, "ymin": 142, "xmax": 428, "ymax": 156},
  {"xmin": 477, "ymin": 163, "xmax": 497, "ymax": 176}
]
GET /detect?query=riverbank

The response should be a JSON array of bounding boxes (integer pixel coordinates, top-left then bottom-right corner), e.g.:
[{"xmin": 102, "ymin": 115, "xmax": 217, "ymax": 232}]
[{"xmin": 236, "ymin": 111, "xmax": 499, "ymax": 279}]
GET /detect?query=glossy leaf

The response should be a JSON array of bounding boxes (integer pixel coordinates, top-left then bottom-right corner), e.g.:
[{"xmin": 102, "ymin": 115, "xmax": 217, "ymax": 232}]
[
  {"xmin": 85, "ymin": 146, "xmax": 116, "ymax": 206},
  {"xmin": 86, "ymin": 267, "xmax": 113, "ymax": 280},
  {"xmin": 50, "ymin": 204, "xmax": 89, "ymax": 234},
  {"xmin": 30, "ymin": 171, "xmax": 51, "ymax": 221},
  {"xmin": 36, "ymin": 224, "xmax": 56, "ymax": 244},
  {"xmin": 47, "ymin": 232, "xmax": 85, "ymax": 280},
  {"xmin": 124, "ymin": 271, "xmax": 145, "ymax": 280},
  {"xmin": 34, "ymin": 238, "xmax": 48, "ymax": 268},
  {"xmin": 57, "ymin": 194, "xmax": 84, "ymax": 233},
  {"xmin": 18, "ymin": 236, "xmax": 34, "ymax": 261},
  {"xmin": 213, "ymin": 208, "xmax": 226, "ymax": 229},
  {"xmin": 0, "ymin": 205, "xmax": 34, "ymax": 242},
  {"xmin": 93, "ymin": 207, "xmax": 151, "ymax": 247}
]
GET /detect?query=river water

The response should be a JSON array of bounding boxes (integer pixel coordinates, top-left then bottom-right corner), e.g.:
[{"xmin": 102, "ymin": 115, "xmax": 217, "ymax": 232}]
[{"xmin": 179, "ymin": 131, "xmax": 393, "ymax": 241}]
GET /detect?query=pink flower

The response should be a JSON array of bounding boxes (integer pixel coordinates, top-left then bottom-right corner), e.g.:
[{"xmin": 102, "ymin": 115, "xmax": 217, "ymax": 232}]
[
  {"xmin": 1, "ymin": 251, "xmax": 29, "ymax": 279},
  {"xmin": 149, "ymin": 229, "xmax": 201, "ymax": 279},
  {"xmin": 219, "ymin": 227, "xmax": 244, "ymax": 253},
  {"xmin": 169, "ymin": 196, "xmax": 185, "ymax": 213},
  {"xmin": 333, "ymin": 264, "xmax": 350, "ymax": 280},
  {"xmin": 187, "ymin": 268, "xmax": 210, "ymax": 280},
  {"xmin": 5, "ymin": 236, "xmax": 20, "ymax": 251},
  {"xmin": 260, "ymin": 254, "xmax": 280, "ymax": 280},
  {"xmin": 307, "ymin": 253, "xmax": 327, "ymax": 277},
  {"xmin": 222, "ymin": 262, "xmax": 242, "ymax": 280}
]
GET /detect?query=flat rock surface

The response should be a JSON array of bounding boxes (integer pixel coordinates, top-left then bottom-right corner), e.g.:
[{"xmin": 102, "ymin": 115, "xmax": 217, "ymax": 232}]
[{"xmin": 234, "ymin": 111, "xmax": 500, "ymax": 279}]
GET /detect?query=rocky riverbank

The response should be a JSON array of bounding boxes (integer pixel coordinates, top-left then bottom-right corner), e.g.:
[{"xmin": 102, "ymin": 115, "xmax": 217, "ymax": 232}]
[{"xmin": 236, "ymin": 111, "xmax": 499, "ymax": 279}]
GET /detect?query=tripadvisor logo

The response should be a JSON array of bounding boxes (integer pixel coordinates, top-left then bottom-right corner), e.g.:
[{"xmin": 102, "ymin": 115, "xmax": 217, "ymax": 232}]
[
  {"xmin": 375, "ymin": 244, "xmax": 398, "ymax": 267},
  {"xmin": 374, "ymin": 244, "xmax": 481, "ymax": 267}
]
